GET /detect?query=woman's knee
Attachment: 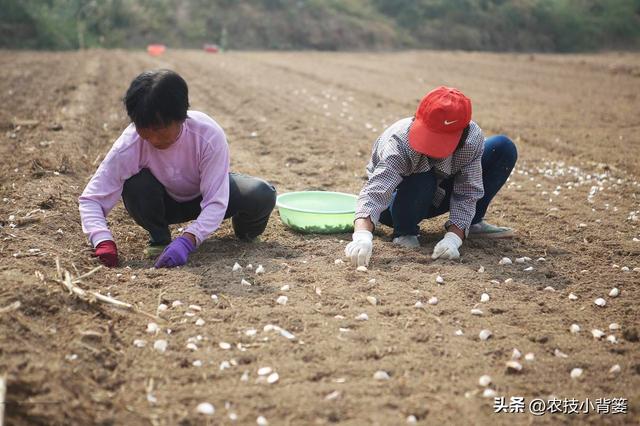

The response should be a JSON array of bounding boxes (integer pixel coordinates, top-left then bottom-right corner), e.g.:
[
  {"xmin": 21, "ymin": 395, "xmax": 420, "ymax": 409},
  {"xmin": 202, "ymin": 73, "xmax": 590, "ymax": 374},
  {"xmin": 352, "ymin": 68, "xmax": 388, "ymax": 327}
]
[
  {"xmin": 250, "ymin": 179, "xmax": 277, "ymax": 212},
  {"xmin": 123, "ymin": 168, "xmax": 158, "ymax": 197},
  {"xmin": 397, "ymin": 171, "xmax": 437, "ymax": 193},
  {"xmin": 487, "ymin": 135, "xmax": 518, "ymax": 165}
]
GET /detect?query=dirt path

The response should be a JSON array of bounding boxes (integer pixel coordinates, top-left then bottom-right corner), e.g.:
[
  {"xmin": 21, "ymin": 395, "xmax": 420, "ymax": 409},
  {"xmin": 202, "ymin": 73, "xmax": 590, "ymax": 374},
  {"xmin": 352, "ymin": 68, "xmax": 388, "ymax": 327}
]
[{"xmin": 1, "ymin": 49, "xmax": 639, "ymax": 425}]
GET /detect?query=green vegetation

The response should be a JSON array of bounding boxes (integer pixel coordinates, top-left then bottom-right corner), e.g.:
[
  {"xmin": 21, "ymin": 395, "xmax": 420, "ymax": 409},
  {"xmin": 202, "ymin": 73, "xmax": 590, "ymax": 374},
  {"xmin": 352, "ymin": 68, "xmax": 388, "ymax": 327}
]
[{"xmin": 1, "ymin": 0, "xmax": 639, "ymax": 51}]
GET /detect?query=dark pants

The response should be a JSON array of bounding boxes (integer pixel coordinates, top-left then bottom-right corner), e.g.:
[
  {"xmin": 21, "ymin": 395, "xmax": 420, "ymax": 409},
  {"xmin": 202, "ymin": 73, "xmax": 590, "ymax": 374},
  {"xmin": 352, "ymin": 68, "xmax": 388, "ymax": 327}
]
[
  {"xmin": 379, "ymin": 135, "xmax": 517, "ymax": 237},
  {"xmin": 122, "ymin": 169, "xmax": 277, "ymax": 244}
]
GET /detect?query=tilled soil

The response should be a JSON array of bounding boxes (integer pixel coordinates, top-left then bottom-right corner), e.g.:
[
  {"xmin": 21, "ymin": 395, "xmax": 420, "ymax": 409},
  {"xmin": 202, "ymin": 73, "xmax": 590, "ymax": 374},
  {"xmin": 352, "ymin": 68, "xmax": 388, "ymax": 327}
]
[{"xmin": 0, "ymin": 49, "xmax": 639, "ymax": 425}]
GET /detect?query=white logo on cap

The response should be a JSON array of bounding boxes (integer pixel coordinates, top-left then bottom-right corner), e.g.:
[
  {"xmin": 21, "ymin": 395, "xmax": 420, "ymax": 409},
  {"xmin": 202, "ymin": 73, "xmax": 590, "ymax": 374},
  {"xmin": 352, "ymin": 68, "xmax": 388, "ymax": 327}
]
[{"xmin": 444, "ymin": 120, "xmax": 458, "ymax": 125}]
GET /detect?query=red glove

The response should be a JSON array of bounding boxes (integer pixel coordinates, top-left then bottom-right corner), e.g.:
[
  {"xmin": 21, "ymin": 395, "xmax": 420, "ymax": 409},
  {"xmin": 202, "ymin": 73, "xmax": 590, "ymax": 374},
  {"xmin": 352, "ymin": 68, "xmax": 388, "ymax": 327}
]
[{"xmin": 95, "ymin": 240, "xmax": 118, "ymax": 267}]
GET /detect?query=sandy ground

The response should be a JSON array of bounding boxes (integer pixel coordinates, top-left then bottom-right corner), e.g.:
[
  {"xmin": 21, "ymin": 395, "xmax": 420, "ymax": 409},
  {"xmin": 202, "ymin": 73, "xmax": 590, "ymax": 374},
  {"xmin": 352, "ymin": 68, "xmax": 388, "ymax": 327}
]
[{"xmin": 0, "ymin": 49, "xmax": 639, "ymax": 425}]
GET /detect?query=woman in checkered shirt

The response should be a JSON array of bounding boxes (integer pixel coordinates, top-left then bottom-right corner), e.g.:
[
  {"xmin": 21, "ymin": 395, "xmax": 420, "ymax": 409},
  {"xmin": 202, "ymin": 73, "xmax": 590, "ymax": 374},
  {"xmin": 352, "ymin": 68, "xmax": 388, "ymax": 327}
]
[{"xmin": 345, "ymin": 86, "xmax": 517, "ymax": 267}]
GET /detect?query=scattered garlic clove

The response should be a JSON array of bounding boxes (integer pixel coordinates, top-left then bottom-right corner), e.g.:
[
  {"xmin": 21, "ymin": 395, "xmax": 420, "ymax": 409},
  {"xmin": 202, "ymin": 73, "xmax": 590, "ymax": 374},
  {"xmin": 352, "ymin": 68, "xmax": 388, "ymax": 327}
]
[
  {"xmin": 257, "ymin": 416, "xmax": 268, "ymax": 426},
  {"xmin": 245, "ymin": 329, "xmax": 257, "ymax": 337},
  {"xmin": 609, "ymin": 364, "xmax": 621, "ymax": 374},
  {"xmin": 594, "ymin": 298, "xmax": 606, "ymax": 307},
  {"xmin": 515, "ymin": 257, "xmax": 526, "ymax": 264},
  {"xmin": 499, "ymin": 257, "xmax": 512, "ymax": 265},
  {"xmin": 334, "ymin": 259, "xmax": 344, "ymax": 265},
  {"xmin": 157, "ymin": 303, "xmax": 168, "ymax": 312},
  {"xmin": 414, "ymin": 301, "xmax": 424, "ymax": 308},
  {"xmin": 477, "ymin": 266, "xmax": 485, "ymax": 273},
  {"xmin": 276, "ymin": 295, "xmax": 288, "ymax": 305},
  {"xmin": 483, "ymin": 388, "xmax": 498, "ymax": 398},
  {"xmin": 537, "ymin": 257, "xmax": 546, "ymax": 262},
  {"xmin": 355, "ymin": 313, "xmax": 369, "ymax": 321},
  {"xmin": 479, "ymin": 329, "xmax": 492, "ymax": 341},
  {"xmin": 189, "ymin": 305, "xmax": 202, "ymax": 311},
  {"xmin": 570, "ymin": 324, "xmax": 581, "ymax": 334},
  {"xmin": 153, "ymin": 339, "xmax": 168, "ymax": 353},
  {"xmin": 504, "ymin": 278, "xmax": 514, "ymax": 284},
  {"xmin": 406, "ymin": 415, "xmax": 418, "ymax": 424},
  {"xmin": 570, "ymin": 368, "xmax": 583, "ymax": 379},
  {"xmin": 366, "ymin": 296, "xmax": 377, "ymax": 306},
  {"xmin": 186, "ymin": 343, "xmax": 198, "ymax": 351},
  {"xmin": 427, "ymin": 297, "xmax": 438, "ymax": 305},
  {"xmin": 241, "ymin": 371, "xmax": 249, "ymax": 382},
  {"xmin": 195, "ymin": 318, "xmax": 205, "ymax": 326},
  {"xmin": 246, "ymin": 264, "xmax": 253, "ymax": 270},
  {"xmin": 568, "ymin": 293, "xmax": 578, "ymax": 300},
  {"xmin": 435, "ymin": 275, "xmax": 444, "ymax": 284},
  {"xmin": 241, "ymin": 279, "xmax": 252, "ymax": 286},
  {"xmin": 258, "ymin": 367, "xmax": 272, "ymax": 376},
  {"xmin": 512, "ymin": 348, "xmax": 522, "ymax": 360},
  {"xmin": 219, "ymin": 342, "xmax": 232, "ymax": 350},
  {"xmin": 193, "ymin": 360, "xmax": 203, "ymax": 367},
  {"xmin": 470, "ymin": 308, "xmax": 483, "ymax": 316},
  {"xmin": 373, "ymin": 370, "xmax": 390, "ymax": 380},
  {"xmin": 609, "ymin": 288, "xmax": 620, "ymax": 297},
  {"xmin": 280, "ymin": 284, "xmax": 290, "ymax": 291},
  {"xmin": 267, "ymin": 372, "xmax": 279, "ymax": 384},
  {"xmin": 606, "ymin": 335, "xmax": 618, "ymax": 344},
  {"xmin": 591, "ymin": 329, "xmax": 605, "ymax": 339},
  {"xmin": 133, "ymin": 339, "xmax": 146, "ymax": 348},
  {"xmin": 554, "ymin": 348, "xmax": 568, "ymax": 358},
  {"xmin": 255, "ymin": 264, "xmax": 265, "ymax": 274},
  {"xmin": 543, "ymin": 286, "xmax": 555, "ymax": 292},
  {"xmin": 524, "ymin": 353, "xmax": 535, "ymax": 361},
  {"xmin": 356, "ymin": 265, "xmax": 368, "ymax": 272},
  {"xmin": 196, "ymin": 402, "xmax": 215, "ymax": 415},
  {"xmin": 490, "ymin": 279, "xmax": 501, "ymax": 285},
  {"xmin": 146, "ymin": 322, "xmax": 160, "ymax": 334},
  {"xmin": 454, "ymin": 329, "xmax": 464, "ymax": 336},
  {"xmin": 480, "ymin": 293, "xmax": 490, "ymax": 303},
  {"xmin": 232, "ymin": 262, "xmax": 242, "ymax": 272},
  {"xmin": 478, "ymin": 375, "xmax": 492, "ymax": 387},
  {"xmin": 315, "ymin": 287, "xmax": 322, "ymax": 296},
  {"xmin": 505, "ymin": 360, "xmax": 523, "ymax": 373},
  {"xmin": 172, "ymin": 300, "xmax": 182, "ymax": 307},
  {"xmin": 368, "ymin": 278, "xmax": 376, "ymax": 284},
  {"xmin": 609, "ymin": 323, "xmax": 620, "ymax": 331},
  {"xmin": 325, "ymin": 390, "xmax": 341, "ymax": 401},
  {"xmin": 524, "ymin": 266, "xmax": 534, "ymax": 272}
]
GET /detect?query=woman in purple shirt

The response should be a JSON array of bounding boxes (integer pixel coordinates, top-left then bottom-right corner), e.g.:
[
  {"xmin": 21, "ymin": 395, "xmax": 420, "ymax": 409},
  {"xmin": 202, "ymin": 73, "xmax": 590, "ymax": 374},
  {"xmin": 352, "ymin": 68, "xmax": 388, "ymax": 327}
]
[{"xmin": 79, "ymin": 69, "xmax": 276, "ymax": 268}]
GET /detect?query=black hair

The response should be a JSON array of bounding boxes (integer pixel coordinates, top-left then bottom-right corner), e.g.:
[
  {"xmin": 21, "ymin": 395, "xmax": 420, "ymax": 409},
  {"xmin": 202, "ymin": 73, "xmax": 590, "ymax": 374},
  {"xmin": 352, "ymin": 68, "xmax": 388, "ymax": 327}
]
[{"xmin": 123, "ymin": 69, "xmax": 189, "ymax": 129}]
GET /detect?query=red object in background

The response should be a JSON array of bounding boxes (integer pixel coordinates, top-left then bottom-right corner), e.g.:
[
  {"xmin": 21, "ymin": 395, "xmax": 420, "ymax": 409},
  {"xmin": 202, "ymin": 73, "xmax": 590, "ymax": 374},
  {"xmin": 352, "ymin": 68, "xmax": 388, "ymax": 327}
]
[
  {"xmin": 147, "ymin": 44, "xmax": 166, "ymax": 56},
  {"xmin": 203, "ymin": 44, "xmax": 219, "ymax": 53}
]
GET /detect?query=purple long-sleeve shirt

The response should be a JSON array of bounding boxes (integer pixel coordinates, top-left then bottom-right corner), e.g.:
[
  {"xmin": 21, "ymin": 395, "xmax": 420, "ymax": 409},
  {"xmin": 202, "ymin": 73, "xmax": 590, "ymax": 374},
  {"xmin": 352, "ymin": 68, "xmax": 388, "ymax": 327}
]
[{"xmin": 79, "ymin": 111, "xmax": 230, "ymax": 247}]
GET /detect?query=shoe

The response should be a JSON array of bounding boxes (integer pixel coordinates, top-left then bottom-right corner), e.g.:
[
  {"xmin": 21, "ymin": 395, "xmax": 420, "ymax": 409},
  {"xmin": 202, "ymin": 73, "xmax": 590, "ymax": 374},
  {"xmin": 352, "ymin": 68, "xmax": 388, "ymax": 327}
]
[
  {"xmin": 238, "ymin": 234, "xmax": 261, "ymax": 243},
  {"xmin": 392, "ymin": 235, "xmax": 420, "ymax": 248},
  {"xmin": 468, "ymin": 221, "xmax": 514, "ymax": 239},
  {"xmin": 144, "ymin": 243, "xmax": 168, "ymax": 259}
]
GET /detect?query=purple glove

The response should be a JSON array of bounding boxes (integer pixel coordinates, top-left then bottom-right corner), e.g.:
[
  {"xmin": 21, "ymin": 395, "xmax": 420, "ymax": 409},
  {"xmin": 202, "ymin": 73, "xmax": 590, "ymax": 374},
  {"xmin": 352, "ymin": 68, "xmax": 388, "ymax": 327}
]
[{"xmin": 154, "ymin": 236, "xmax": 196, "ymax": 268}]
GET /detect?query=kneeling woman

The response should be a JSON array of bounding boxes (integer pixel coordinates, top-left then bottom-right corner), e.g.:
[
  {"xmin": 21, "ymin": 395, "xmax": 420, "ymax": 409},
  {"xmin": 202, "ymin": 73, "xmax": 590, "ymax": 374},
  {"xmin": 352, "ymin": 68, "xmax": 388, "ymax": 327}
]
[{"xmin": 79, "ymin": 69, "xmax": 276, "ymax": 268}]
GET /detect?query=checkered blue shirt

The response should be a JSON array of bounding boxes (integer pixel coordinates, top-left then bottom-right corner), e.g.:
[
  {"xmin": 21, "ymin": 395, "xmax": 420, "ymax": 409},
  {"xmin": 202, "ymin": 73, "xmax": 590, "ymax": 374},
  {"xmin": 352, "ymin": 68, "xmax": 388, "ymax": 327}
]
[{"xmin": 355, "ymin": 117, "xmax": 485, "ymax": 232}]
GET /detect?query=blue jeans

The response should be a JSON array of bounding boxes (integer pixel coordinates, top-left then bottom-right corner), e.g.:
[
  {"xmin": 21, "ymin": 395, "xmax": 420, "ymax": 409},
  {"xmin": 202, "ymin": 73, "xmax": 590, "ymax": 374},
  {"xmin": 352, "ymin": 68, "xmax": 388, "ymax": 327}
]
[{"xmin": 379, "ymin": 135, "xmax": 517, "ymax": 237}]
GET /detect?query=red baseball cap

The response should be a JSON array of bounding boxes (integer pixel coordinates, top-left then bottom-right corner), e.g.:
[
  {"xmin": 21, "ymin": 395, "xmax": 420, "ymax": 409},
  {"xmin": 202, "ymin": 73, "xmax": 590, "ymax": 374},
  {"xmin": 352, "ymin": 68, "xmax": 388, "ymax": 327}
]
[{"xmin": 408, "ymin": 86, "xmax": 472, "ymax": 158}]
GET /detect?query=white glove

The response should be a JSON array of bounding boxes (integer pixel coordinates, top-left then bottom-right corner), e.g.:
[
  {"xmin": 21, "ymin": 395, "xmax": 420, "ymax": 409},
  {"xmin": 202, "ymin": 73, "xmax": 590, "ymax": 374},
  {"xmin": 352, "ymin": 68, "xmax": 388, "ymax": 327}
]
[
  {"xmin": 345, "ymin": 230, "xmax": 373, "ymax": 267},
  {"xmin": 431, "ymin": 232, "xmax": 463, "ymax": 260}
]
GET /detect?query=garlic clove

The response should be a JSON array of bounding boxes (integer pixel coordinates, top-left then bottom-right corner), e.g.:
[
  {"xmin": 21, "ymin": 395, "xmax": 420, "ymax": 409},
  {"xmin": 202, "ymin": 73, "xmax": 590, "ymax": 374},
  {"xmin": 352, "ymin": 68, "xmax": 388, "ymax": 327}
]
[{"xmin": 479, "ymin": 329, "xmax": 492, "ymax": 341}]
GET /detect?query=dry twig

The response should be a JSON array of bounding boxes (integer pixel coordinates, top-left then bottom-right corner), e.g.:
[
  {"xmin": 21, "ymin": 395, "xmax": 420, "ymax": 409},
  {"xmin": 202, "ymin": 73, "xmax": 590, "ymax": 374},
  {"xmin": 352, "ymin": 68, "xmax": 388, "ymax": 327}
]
[
  {"xmin": 51, "ymin": 257, "xmax": 159, "ymax": 321},
  {"xmin": 0, "ymin": 374, "xmax": 6, "ymax": 426},
  {"xmin": 0, "ymin": 301, "xmax": 21, "ymax": 315}
]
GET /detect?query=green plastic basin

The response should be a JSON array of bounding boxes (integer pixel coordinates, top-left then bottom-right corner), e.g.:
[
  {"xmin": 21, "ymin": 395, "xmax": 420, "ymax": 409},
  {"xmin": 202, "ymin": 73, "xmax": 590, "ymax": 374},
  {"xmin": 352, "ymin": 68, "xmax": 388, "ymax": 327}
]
[{"xmin": 276, "ymin": 191, "xmax": 357, "ymax": 234}]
